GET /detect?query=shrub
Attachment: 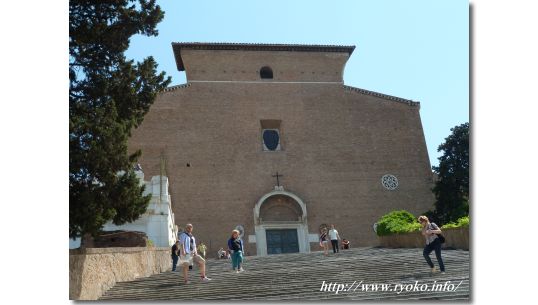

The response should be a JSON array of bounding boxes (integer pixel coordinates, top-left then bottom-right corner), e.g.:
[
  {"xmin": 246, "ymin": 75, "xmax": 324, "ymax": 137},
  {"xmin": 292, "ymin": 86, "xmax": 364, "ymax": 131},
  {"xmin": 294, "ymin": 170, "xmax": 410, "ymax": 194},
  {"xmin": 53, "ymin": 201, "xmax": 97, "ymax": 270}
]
[
  {"xmin": 442, "ymin": 216, "xmax": 469, "ymax": 229},
  {"xmin": 376, "ymin": 210, "xmax": 422, "ymax": 236}
]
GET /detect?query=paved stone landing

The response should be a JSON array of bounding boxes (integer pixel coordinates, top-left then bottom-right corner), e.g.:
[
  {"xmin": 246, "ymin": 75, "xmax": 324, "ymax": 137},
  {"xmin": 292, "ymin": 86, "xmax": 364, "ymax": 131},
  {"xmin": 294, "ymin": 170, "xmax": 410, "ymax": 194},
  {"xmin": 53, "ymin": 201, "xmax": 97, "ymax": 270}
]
[{"xmin": 100, "ymin": 247, "xmax": 470, "ymax": 301}]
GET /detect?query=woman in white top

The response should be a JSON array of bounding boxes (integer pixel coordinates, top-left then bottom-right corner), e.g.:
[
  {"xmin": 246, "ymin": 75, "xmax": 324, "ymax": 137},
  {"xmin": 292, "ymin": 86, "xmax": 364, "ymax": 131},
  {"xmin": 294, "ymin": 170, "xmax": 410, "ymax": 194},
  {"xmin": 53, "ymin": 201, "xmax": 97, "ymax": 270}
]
[
  {"xmin": 418, "ymin": 216, "xmax": 445, "ymax": 274},
  {"xmin": 328, "ymin": 224, "xmax": 341, "ymax": 254}
]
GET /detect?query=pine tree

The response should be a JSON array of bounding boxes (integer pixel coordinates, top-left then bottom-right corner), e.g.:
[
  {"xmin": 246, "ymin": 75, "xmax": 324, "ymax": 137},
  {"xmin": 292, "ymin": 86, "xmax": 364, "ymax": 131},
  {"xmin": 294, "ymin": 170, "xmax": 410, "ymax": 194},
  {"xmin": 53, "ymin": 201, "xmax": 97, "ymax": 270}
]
[{"xmin": 69, "ymin": 0, "xmax": 171, "ymax": 240}]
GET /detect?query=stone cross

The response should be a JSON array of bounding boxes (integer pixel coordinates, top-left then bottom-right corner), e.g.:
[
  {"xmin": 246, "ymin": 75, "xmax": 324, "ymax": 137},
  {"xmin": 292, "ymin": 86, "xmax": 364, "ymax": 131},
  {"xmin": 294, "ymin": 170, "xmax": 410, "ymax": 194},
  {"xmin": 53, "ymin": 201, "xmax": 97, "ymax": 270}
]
[{"xmin": 272, "ymin": 171, "xmax": 283, "ymax": 187}]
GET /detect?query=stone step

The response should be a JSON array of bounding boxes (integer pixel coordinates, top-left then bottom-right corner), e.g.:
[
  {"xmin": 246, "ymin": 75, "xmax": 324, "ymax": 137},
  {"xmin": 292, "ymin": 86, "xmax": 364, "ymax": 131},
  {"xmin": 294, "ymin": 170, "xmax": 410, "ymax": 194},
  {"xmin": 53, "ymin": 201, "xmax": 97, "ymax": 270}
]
[{"xmin": 100, "ymin": 247, "xmax": 469, "ymax": 301}]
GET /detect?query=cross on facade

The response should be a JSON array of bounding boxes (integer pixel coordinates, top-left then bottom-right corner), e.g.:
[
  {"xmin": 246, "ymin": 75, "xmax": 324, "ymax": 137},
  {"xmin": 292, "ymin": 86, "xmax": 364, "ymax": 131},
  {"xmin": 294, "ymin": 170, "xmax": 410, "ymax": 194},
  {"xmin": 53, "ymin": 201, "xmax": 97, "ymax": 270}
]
[{"xmin": 272, "ymin": 171, "xmax": 283, "ymax": 187}]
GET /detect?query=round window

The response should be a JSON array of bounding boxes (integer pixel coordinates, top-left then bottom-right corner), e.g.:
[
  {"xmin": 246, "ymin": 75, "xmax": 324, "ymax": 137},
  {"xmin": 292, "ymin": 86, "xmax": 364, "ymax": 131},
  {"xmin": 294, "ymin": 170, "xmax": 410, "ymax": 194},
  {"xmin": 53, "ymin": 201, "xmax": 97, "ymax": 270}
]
[
  {"xmin": 263, "ymin": 129, "xmax": 280, "ymax": 150},
  {"xmin": 381, "ymin": 174, "xmax": 398, "ymax": 190}
]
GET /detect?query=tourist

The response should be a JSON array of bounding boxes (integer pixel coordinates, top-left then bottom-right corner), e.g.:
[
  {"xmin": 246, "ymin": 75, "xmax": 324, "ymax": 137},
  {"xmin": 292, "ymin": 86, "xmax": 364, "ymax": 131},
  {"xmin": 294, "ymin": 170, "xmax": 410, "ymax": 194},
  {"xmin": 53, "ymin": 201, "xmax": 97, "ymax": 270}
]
[
  {"xmin": 319, "ymin": 228, "xmax": 329, "ymax": 256},
  {"xmin": 418, "ymin": 216, "xmax": 445, "ymax": 274},
  {"xmin": 178, "ymin": 224, "xmax": 212, "ymax": 284},
  {"xmin": 341, "ymin": 238, "xmax": 350, "ymax": 250},
  {"xmin": 328, "ymin": 224, "xmax": 341, "ymax": 253},
  {"xmin": 217, "ymin": 247, "xmax": 226, "ymax": 259},
  {"xmin": 227, "ymin": 229, "xmax": 244, "ymax": 272},
  {"xmin": 197, "ymin": 242, "xmax": 207, "ymax": 259},
  {"xmin": 171, "ymin": 240, "xmax": 180, "ymax": 272}
]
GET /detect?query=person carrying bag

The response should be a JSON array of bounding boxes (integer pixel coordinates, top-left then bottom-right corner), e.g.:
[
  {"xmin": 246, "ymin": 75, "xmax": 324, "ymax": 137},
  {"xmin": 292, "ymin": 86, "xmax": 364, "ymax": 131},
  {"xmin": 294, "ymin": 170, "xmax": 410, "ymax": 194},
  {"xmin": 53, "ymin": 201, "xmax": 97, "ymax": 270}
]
[{"xmin": 418, "ymin": 216, "xmax": 446, "ymax": 274}]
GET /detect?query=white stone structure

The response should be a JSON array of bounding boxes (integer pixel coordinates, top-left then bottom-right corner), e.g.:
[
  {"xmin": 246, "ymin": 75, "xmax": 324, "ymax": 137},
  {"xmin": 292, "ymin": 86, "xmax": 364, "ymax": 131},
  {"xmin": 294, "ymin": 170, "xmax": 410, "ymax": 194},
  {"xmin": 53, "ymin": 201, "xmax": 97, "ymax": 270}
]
[{"xmin": 69, "ymin": 170, "xmax": 177, "ymax": 249}]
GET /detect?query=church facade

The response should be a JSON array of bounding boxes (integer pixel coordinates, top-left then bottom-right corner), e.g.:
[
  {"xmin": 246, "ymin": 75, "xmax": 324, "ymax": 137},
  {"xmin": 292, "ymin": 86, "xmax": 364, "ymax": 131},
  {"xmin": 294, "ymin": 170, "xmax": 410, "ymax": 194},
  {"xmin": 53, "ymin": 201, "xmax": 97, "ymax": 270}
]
[{"xmin": 128, "ymin": 43, "xmax": 435, "ymax": 256}]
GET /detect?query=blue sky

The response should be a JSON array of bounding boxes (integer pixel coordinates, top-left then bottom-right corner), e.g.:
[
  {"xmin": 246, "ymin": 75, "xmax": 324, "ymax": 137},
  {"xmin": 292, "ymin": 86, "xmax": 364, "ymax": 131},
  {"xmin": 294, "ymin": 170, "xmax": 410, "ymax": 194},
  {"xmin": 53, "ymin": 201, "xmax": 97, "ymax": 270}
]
[{"xmin": 126, "ymin": 0, "xmax": 469, "ymax": 168}]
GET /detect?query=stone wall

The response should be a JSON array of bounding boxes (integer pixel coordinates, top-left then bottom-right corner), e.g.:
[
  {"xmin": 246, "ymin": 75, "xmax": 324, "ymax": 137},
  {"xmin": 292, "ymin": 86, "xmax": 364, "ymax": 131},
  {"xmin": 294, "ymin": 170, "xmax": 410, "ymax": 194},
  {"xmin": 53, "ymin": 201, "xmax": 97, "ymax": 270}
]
[
  {"xmin": 378, "ymin": 227, "xmax": 469, "ymax": 250},
  {"xmin": 69, "ymin": 247, "xmax": 171, "ymax": 300}
]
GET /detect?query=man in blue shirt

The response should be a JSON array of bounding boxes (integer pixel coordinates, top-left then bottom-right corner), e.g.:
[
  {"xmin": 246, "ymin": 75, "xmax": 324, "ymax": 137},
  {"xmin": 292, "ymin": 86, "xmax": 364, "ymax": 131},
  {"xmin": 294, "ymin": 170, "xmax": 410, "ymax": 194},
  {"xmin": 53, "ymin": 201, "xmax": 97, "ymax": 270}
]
[{"xmin": 178, "ymin": 224, "xmax": 212, "ymax": 284}]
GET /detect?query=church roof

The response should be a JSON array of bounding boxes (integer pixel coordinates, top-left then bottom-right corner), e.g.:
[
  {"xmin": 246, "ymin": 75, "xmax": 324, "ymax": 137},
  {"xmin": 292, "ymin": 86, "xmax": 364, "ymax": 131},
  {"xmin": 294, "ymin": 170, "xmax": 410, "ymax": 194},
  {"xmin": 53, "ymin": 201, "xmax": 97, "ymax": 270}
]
[
  {"xmin": 171, "ymin": 42, "xmax": 356, "ymax": 71},
  {"xmin": 160, "ymin": 83, "xmax": 420, "ymax": 108},
  {"xmin": 161, "ymin": 83, "xmax": 190, "ymax": 92},
  {"xmin": 343, "ymin": 85, "xmax": 420, "ymax": 107}
]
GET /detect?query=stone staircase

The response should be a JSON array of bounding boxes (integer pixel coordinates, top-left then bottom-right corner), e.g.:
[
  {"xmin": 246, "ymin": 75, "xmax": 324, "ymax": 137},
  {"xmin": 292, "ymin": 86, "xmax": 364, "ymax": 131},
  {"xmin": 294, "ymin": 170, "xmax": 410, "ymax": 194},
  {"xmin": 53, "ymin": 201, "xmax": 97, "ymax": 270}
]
[{"xmin": 100, "ymin": 247, "xmax": 470, "ymax": 301}]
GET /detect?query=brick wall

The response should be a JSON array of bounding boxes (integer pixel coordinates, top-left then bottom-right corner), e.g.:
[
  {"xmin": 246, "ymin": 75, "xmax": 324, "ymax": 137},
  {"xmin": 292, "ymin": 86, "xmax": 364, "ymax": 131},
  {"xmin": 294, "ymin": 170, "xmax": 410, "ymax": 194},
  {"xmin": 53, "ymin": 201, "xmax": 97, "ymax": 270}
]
[{"xmin": 128, "ymin": 48, "xmax": 435, "ymax": 255}]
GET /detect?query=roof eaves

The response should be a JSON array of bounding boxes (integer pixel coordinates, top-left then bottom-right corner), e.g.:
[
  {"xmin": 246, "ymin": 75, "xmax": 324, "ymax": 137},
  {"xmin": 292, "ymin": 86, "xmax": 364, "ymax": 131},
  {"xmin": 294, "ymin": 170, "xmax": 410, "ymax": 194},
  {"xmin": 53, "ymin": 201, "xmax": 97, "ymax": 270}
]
[
  {"xmin": 343, "ymin": 85, "xmax": 420, "ymax": 107},
  {"xmin": 161, "ymin": 83, "xmax": 191, "ymax": 93},
  {"xmin": 172, "ymin": 42, "xmax": 356, "ymax": 71}
]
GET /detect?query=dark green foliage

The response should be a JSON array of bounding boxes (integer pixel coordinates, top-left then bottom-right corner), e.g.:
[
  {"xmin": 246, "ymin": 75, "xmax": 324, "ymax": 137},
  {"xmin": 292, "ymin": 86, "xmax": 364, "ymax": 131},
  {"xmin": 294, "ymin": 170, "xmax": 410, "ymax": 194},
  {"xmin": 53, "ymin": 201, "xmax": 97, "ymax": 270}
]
[
  {"xmin": 430, "ymin": 123, "xmax": 469, "ymax": 225},
  {"xmin": 376, "ymin": 210, "xmax": 422, "ymax": 236},
  {"xmin": 69, "ymin": 0, "xmax": 171, "ymax": 239}
]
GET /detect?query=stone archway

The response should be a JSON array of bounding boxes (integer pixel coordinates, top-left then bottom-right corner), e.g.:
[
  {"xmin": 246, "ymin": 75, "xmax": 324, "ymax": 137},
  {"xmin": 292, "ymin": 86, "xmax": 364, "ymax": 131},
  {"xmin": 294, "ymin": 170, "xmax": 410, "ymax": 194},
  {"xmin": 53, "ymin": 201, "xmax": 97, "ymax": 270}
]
[{"xmin": 253, "ymin": 190, "xmax": 309, "ymax": 256}]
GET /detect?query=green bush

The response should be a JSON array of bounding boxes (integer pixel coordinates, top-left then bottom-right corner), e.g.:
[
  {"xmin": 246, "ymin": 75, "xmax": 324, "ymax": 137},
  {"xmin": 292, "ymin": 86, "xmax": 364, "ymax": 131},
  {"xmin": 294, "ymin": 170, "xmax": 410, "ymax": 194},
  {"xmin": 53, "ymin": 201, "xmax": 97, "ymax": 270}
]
[
  {"xmin": 376, "ymin": 210, "xmax": 422, "ymax": 236},
  {"xmin": 441, "ymin": 216, "xmax": 469, "ymax": 229}
]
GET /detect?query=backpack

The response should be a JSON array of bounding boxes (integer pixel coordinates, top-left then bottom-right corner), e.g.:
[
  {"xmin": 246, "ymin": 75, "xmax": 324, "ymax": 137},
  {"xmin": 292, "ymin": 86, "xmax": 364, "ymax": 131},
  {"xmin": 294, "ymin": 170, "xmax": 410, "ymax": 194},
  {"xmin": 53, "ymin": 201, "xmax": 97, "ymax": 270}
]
[
  {"xmin": 171, "ymin": 244, "xmax": 179, "ymax": 256},
  {"xmin": 430, "ymin": 223, "xmax": 446, "ymax": 244}
]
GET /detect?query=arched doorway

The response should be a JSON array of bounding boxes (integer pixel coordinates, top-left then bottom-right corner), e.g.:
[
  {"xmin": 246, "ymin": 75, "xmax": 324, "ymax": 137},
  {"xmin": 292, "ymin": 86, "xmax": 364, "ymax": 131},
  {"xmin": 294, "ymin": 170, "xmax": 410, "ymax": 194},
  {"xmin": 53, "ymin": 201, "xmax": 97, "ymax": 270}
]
[{"xmin": 253, "ymin": 190, "xmax": 309, "ymax": 256}]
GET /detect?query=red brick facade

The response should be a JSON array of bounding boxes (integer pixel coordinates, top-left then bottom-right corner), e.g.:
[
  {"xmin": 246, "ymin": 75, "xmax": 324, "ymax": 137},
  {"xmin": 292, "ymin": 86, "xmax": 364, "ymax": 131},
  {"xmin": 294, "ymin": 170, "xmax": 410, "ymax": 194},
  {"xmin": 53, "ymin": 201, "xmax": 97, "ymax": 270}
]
[{"xmin": 128, "ymin": 43, "xmax": 434, "ymax": 255}]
